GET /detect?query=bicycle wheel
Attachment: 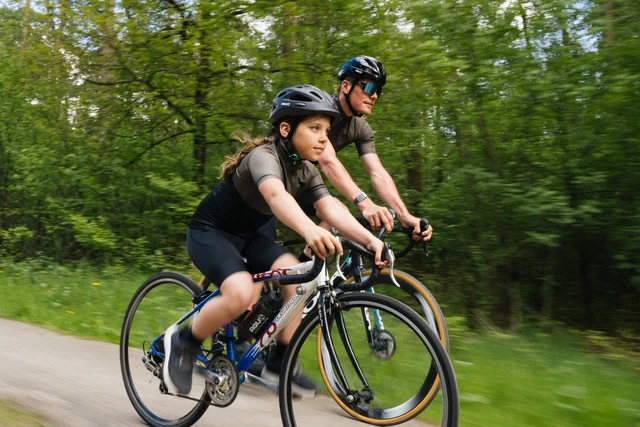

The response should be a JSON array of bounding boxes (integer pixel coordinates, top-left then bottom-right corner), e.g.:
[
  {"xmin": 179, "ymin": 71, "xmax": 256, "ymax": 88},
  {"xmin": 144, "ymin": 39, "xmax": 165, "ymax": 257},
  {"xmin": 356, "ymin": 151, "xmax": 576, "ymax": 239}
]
[
  {"xmin": 318, "ymin": 269, "xmax": 448, "ymax": 424},
  {"xmin": 280, "ymin": 292, "xmax": 458, "ymax": 427},
  {"xmin": 120, "ymin": 272, "xmax": 211, "ymax": 427},
  {"xmin": 343, "ymin": 269, "xmax": 449, "ymax": 350}
]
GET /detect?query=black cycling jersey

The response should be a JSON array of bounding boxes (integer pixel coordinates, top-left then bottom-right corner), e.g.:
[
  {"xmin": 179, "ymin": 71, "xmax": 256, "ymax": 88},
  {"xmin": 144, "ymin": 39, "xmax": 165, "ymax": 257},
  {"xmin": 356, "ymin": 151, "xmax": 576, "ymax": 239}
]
[
  {"xmin": 328, "ymin": 96, "xmax": 376, "ymax": 156},
  {"xmin": 190, "ymin": 141, "xmax": 330, "ymax": 234},
  {"xmin": 188, "ymin": 140, "xmax": 332, "ymax": 285}
]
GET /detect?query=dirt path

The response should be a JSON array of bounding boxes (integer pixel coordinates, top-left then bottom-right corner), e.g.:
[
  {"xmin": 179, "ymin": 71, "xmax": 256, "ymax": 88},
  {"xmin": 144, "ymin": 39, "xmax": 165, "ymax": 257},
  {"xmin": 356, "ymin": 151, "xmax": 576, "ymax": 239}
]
[{"xmin": 0, "ymin": 318, "xmax": 430, "ymax": 426}]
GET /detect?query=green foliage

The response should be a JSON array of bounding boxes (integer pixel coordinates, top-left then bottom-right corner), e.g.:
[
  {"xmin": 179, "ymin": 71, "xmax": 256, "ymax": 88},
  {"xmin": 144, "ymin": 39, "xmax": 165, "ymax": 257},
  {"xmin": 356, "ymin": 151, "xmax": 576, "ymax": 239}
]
[
  {"xmin": 0, "ymin": 226, "xmax": 34, "ymax": 257},
  {"xmin": 0, "ymin": 0, "xmax": 638, "ymax": 332},
  {"xmin": 68, "ymin": 214, "xmax": 118, "ymax": 251},
  {"xmin": 1, "ymin": 260, "xmax": 638, "ymax": 426}
]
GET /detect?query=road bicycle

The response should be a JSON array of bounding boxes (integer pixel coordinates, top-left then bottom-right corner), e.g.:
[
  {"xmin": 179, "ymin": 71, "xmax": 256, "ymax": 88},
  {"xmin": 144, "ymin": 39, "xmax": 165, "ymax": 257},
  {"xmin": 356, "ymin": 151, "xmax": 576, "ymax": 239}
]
[
  {"xmin": 196, "ymin": 214, "xmax": 450, "ymax": 425},
  {"xmin": 120, "ymin": 232, "xmax": 459, "ymax": 427}
]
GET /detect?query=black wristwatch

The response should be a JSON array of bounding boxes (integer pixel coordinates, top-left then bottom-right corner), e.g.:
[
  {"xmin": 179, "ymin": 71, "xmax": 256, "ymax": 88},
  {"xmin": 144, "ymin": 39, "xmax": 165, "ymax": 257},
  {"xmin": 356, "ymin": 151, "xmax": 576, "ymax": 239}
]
[{"xmin": 353, "ymin": 192, "xmax": 369, "ymax": 206}]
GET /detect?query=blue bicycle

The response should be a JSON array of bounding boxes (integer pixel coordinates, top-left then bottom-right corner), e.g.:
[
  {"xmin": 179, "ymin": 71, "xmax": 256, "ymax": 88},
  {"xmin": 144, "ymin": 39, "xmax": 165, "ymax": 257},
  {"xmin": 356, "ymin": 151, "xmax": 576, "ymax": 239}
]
[{"xmin": 119, "ymin": 233, "xmax": 458, "ymax": 426}]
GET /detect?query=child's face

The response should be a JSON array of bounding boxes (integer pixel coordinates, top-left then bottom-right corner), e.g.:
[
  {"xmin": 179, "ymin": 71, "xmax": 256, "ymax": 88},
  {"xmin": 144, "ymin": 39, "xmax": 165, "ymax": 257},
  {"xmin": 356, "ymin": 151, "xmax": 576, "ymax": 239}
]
[{"xmin": 290, "ymin": 114, "xmax": 331, "ymax": 161}]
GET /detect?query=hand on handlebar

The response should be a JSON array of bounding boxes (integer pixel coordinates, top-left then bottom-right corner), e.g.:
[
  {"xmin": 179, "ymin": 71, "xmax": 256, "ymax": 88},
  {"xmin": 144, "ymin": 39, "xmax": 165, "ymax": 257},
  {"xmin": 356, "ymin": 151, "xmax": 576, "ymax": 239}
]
[
  {"xmin": 361, "ymin": 203, "xmax": 394, "ymax": 232},
  {"xmin": 401, "ymin": 214, "xmax": 433, "ymax": 242},
  {"xmin": 304, "ymin": 226, "xmax": 343, "ymax": 260},
  {"xmin": 366, "ymin": 237, "xmax": 388, "ymax": 269}
]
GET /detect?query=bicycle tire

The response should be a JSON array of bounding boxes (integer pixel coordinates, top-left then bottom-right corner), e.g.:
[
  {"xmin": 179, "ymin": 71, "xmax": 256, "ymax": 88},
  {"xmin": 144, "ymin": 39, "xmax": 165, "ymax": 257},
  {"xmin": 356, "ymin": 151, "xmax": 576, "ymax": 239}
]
[
  {"xmin": 342, "ymin": 269, "xmax": 449, "ymax": 351},
  {"xmin": 316, "ymin": 269, "xmax": 448, "ymax": 424},
  {"xmin": 280, "ymin": 292, "xmax": 459, "ymax": 427},
  {"xmin": 120, "ymin": 272, "xmax": 211, "ymax": 427}
]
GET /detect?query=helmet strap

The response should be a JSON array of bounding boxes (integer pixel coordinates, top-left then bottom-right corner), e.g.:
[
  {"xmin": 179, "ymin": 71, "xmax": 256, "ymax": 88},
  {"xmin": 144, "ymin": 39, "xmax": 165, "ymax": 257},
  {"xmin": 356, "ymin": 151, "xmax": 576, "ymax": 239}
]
[
  {"xmin": 275, "ymin": 119, "xmax": 302, "ymax": 163},
  {"xmin": 344, "ymin": 80, "xmax": 364, "ymax": 118}
]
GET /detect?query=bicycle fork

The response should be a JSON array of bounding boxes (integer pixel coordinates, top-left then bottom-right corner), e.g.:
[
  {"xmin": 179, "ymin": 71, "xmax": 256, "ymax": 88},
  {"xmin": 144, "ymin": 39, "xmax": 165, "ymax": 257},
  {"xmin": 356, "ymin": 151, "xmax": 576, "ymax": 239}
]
[{"xmin": 318, "ymin": 290, "xmax": 375, "ymax": 405}]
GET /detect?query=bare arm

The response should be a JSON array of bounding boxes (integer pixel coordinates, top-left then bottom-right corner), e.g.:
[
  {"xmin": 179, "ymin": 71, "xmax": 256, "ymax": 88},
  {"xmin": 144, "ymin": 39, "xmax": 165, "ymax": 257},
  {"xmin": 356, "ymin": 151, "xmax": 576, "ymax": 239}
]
[
  {"xmin": 317, "ymin": 142, "xmax": 362, "ymax": 203},
  {"xmin": 318, "ymin": 143, "xmax": 393, "ymax": 230},
  {"xmin": 314, "ymin": 196, "xmax": 385, "ymax": 266},
  {"xmin": 360, "ymin": 153, "xmax": 433, "ymax": 241},
  {"xmin": 258, "ymin": 178, "xmax": 341, "ymax": 259}
]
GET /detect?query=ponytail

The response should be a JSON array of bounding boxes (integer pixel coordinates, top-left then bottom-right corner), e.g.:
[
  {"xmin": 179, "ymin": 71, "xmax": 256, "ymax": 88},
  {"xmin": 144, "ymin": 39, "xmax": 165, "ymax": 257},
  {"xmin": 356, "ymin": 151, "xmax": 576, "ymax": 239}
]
[{"xmin": 219, "ymin": 133, "xmax": 275, "ymax": 180}]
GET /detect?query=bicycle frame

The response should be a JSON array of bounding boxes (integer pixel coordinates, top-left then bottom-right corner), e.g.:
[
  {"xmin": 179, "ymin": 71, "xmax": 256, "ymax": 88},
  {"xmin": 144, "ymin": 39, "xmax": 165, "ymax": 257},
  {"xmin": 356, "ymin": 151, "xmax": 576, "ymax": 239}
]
[
  {"xmin": 147, "ymin": 255, "xmax": 375, "ymax": 397},
  {"xmin": 148, "ymin": 259, "xmax": 326, "ymax": 380}
]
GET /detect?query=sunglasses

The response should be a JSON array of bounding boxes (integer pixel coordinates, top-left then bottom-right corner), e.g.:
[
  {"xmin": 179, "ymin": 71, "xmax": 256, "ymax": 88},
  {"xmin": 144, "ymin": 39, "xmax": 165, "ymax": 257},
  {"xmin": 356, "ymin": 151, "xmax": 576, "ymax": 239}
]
[{"xmin": 353, "ymin": 80, "xmax": 383, "ymax": 96}]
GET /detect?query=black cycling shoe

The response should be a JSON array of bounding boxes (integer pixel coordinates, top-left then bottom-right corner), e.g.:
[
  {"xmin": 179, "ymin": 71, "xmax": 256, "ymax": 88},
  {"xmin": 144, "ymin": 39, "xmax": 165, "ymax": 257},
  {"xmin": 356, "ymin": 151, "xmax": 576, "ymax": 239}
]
[
  {"xmin": 260, "ymin": 363, "xmax": 321, "ymax": 398},
  {"xmin": 162, "ymin": 325, "xmax": 199, "ymax": 395}
]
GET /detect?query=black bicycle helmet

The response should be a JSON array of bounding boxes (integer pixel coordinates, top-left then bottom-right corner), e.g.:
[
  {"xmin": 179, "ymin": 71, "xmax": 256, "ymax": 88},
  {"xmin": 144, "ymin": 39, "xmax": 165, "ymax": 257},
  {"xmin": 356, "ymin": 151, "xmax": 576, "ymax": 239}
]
[
  {"xmin": 337, "ymin": 55, "xmax": 387, "ymax": 86},
  {"xmin": 268, "ymin": 84, "xmax": 341, "ymax": 125}
]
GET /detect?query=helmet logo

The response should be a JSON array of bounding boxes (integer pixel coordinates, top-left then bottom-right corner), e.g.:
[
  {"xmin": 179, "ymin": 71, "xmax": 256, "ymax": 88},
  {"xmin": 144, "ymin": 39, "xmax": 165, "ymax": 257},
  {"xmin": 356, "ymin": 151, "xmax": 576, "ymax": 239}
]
[{"xmin": 281, "ymin": 102, "xmax": 290, "ymax": 106}]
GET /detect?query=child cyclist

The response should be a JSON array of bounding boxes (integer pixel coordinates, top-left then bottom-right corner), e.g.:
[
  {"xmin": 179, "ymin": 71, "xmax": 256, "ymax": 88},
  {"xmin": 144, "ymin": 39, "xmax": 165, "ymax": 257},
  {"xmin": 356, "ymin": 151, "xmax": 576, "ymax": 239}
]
[{"xmin": 163, "ymin": 84, "xmax": 386, "ymax": 398}]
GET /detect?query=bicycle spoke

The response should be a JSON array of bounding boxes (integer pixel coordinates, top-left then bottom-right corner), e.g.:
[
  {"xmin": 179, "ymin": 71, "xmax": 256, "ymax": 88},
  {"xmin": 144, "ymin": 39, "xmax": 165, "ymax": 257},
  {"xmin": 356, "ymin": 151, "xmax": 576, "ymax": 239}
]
[{"xmin": 120, "ymin": 273, "xmax": 211, "ymax": 426}]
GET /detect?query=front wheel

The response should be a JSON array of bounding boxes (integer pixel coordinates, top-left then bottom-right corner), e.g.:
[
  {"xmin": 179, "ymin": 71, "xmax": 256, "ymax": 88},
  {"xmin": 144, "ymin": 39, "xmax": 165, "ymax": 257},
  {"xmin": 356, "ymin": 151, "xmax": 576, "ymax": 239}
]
[
  {"xmin": 280, "ymin": 292, "xmax": 459, "ymax": 427},
  {"xmin": 319, "ymin": 269, "xmax": 448, "ymax": 424},
  {"xmin": 119, "ymin": 272, "xmax": 211, "ymax": 427}
]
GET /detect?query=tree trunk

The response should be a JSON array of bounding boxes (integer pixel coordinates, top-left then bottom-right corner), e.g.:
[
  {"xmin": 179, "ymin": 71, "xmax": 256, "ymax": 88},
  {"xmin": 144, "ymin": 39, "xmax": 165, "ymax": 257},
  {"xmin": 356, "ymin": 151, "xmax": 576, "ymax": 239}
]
[
  {"xmin": 192, "ymin": 4, "xmax": 213, "ymax": 190},
  {"xmin": 21, "ymin": 0, "xmax": 31, "ymax": 48},
  {"xmin": 604, "ymin": 0, "xmax": 615, "ymax": 44}
]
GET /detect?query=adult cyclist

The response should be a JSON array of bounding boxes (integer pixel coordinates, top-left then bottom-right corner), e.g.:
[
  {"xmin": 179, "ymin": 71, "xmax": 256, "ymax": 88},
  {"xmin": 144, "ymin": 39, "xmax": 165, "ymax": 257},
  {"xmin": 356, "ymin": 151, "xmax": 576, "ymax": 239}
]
[
  {"xmin": 250, "ymin": 56, "xmax": 434, "ymax": 387},
  {"xmin": 261, "ymin": 56, "xmax": 433, "ymax": 247},
  {"xmin": 321, "ymin": 55, "xmax": 433, "ymax": 240}
]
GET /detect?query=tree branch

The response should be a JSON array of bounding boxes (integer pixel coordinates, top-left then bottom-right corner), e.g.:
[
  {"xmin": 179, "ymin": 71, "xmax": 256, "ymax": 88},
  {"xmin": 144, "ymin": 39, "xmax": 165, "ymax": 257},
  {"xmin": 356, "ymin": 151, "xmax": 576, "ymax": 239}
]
[{"xmin": 125, "ymin": 129, "xmax": 194, "ymax": 166}]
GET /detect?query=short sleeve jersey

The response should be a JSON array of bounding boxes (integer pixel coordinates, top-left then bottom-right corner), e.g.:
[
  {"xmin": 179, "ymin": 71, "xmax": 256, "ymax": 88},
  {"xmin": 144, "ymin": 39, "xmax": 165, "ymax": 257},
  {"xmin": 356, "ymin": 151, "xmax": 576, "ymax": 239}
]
[
  {"xmin": 232, "ymin": 142, "xmax": 331, "ymax": 215},
  {"xmin": 327, "ymin": 96, "xmax": 376, "ymax": 156}
]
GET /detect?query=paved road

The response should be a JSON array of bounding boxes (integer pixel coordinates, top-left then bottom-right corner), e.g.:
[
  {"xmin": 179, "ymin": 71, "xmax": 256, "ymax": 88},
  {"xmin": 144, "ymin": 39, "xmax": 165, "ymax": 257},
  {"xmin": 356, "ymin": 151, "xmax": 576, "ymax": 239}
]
[{"xmin": 0, "ymin": 319, "xmax": 431, "ymax": 426}]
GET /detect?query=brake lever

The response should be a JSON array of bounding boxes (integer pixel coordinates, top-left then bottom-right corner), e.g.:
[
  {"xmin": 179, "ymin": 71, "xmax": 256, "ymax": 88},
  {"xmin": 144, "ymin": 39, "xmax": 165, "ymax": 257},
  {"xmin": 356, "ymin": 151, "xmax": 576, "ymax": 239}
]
[
  {"xmin": 375, "ymin": 208, "xmax": 396, "ymax": 240},
  {"xmin": 419, "ymin": 218, "xmax": 430, "ymax": 257},
  {"xmin": 382, "ymin": 243, "xmax": 401, "ymax": 288},
  {"xmin": 335, "ymin": 253, "xmax": 347, "ymax": 281}
]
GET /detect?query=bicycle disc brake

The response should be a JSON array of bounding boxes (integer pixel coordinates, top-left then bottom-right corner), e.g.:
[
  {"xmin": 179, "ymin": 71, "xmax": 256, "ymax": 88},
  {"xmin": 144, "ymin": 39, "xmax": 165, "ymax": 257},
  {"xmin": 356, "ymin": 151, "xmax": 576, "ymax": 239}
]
[
  {"xmin": 370, "ymin": 329, "xmax": 396, "ymax": 361},
  {"xmin": 205, "ymin": 354, "xmax": 239, "ymax": 407}
]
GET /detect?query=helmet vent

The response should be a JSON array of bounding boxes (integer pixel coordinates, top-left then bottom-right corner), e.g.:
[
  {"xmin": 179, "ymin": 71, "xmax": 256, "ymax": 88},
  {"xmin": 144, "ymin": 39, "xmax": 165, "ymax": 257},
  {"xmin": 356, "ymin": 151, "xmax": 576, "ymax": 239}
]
[
  {"xmin": 268, "ymin": 84, "xmax": 341, "ymax": 124},
  {"xmin": 288, "ymin": 93, "xmax": 313, "ymax": 102}
]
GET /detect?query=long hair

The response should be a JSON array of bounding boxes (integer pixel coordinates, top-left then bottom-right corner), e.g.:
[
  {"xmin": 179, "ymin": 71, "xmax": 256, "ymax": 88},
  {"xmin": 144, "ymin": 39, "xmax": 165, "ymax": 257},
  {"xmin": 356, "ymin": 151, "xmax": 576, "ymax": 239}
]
[{"xmin": 219, "ymin": 133, "xmax": 275, "ymax": 180}]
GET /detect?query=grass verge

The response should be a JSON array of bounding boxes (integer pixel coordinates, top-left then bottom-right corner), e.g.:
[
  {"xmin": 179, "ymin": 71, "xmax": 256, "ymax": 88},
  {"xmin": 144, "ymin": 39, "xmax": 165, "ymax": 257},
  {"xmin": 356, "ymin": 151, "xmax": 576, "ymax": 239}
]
[
  {"xmin": 1, "ymin": 261, "xmax": 639, "ymax": 426},
  {"xmin": 0, "ymin": 399, "xmax": 50, "ymax": 426}
]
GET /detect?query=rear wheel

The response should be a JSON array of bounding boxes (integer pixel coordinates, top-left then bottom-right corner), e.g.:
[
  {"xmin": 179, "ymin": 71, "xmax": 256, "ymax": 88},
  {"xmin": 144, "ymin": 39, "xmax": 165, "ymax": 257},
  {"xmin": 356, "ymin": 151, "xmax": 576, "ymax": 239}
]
[
  {"xmin": 341, "ymin": 269, "xmax": 449, "ymax": 350},
  {"xmin": 120, "ymin": 272, "xmax": 211, "ymax": 427}
]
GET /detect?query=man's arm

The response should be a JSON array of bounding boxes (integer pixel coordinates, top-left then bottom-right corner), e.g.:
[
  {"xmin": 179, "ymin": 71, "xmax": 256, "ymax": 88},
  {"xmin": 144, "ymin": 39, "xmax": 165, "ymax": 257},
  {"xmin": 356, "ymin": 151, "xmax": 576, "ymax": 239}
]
[
  {"xmin": 317, "ymin": 142, "xmax": 394, "ymax": 230},
  {"xmin": 360, "ymin": 153, "xmax": 432, "ymax": 241}
]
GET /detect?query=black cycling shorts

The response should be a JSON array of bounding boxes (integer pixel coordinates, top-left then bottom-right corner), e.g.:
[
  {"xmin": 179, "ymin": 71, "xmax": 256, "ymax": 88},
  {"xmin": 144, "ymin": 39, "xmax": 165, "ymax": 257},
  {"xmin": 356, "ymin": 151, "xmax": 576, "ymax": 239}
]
[{"xmin": 187, "ymin": 226, "xmax": 287, "ymax": 287}]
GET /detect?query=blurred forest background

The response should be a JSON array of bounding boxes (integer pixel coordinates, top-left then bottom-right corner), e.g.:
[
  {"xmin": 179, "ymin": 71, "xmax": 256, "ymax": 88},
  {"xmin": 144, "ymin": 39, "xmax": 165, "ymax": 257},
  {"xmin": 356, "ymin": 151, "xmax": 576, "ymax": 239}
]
[{"xmin": 0, "ymin": 0, "xmax": 638, "ymax": 336}]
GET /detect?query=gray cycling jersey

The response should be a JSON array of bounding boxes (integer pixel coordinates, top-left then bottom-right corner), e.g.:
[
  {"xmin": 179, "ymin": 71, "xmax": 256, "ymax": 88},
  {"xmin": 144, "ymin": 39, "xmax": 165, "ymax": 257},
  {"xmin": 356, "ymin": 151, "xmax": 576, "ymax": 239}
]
[
  {"xmin": 328, "ymin": 96, "xmax": 376, "ymax": 156},
  {"xmin": 232, "ymin": 142, "xmax": 331, "ymax": 215}
]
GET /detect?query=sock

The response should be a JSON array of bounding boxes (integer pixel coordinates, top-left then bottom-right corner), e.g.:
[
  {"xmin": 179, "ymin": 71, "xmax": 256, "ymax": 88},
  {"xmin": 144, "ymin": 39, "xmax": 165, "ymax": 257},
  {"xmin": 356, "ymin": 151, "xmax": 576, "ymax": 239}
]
[{"xmin": 181, "ymin": 326, "xmax": 203, "ymax": 348}]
